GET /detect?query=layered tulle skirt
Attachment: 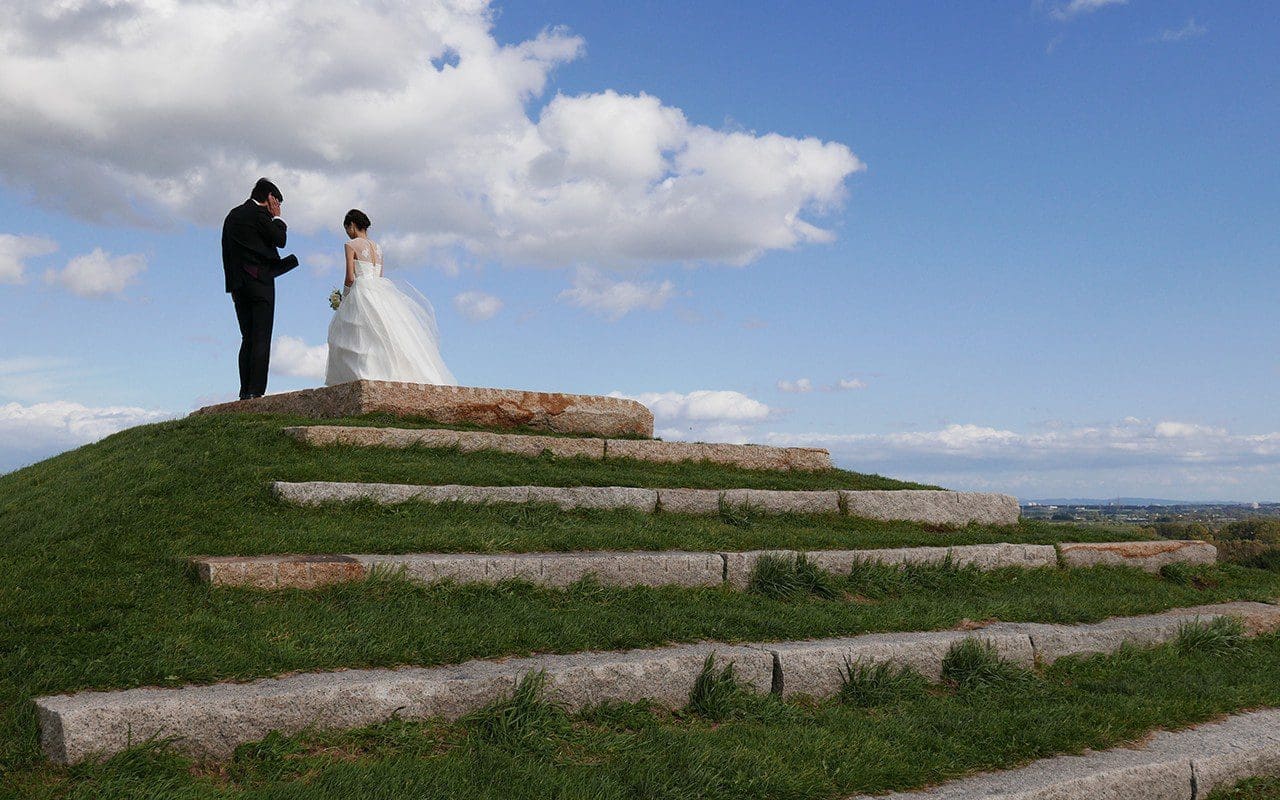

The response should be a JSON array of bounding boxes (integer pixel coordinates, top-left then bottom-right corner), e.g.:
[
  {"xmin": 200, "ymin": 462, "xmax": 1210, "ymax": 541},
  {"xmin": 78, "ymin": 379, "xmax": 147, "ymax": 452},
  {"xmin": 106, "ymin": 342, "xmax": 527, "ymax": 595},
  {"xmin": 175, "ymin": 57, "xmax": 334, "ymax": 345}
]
[{"xmin": 325, "ymin": 267, "xmax": 455, "ymax": 386}]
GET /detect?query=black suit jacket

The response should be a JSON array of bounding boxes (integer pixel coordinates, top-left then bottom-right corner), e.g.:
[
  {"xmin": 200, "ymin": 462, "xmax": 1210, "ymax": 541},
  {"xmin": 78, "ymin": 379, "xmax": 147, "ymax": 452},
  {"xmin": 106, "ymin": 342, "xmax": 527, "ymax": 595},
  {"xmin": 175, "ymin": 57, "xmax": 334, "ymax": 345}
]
[{"xmin": 221, "ymin": 199, "xmax": 299, "ymax": 294}]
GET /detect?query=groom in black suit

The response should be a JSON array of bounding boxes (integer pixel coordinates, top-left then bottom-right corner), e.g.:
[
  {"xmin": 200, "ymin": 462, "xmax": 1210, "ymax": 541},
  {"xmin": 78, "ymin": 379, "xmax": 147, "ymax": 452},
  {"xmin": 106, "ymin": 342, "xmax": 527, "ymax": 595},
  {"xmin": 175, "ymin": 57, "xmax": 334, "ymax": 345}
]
[{"xmin": 222, "ymin": 178, "xmax": 299, "ymax": 399}]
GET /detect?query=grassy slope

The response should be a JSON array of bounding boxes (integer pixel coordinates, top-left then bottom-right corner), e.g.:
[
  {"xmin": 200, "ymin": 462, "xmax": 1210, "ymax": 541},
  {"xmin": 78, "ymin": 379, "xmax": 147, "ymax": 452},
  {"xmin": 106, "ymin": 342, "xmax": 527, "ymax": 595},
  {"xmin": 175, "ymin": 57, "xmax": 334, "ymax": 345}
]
[{"xmin": 3, "ymin": 414, "xmax": 1278, "ymax": 796}]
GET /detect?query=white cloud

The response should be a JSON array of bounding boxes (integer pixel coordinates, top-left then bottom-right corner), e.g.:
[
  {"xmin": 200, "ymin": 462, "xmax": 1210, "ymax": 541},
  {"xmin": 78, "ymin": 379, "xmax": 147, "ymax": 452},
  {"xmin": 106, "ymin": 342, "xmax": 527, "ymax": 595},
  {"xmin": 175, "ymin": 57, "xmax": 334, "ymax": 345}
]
[
  {"xmin": 0, "ymin": 234, "xmax": 57, "ymax": 284},
  {"xmin": 777, "ymin": 378, "xmax": 814, "ymax": 393},
  {"xmin": 1050, "ymin": 0, "xmax": 1126, "ymax": 21},
  {"xmin": 0, "ymin": 1, "xmax": 862, "ymax": 271},
  {"xmin": 836, "ymin": 378, "xmax": 867, "ymax": 390},
  {"xmin": 44, "ymin": 248, "xmax": 146, "ymax": 297},
  {"xmin": 270, "ymin": 336, "xmax": 328, "ymax": 380},
  {"xmin": 0, "ymin": 400, "xmax": 172, "ymax": 472},
  {"xmin": 615, "ymin": 388, "xmax": 770, "ymax": 444},
  {"xmin": 453, "ymin": 290, "xmax": 503, "ymax": 321},
  {"xmin": 766, "ymin": 418, "xmax": 1280, "ymax": 498},
  {"xmin": 1158, "ymin": 18, "xmax": 1207, "ymax": 43},
  {"xmin": 558, "ymin": 268, "xmax": 676, "ymax": 319}
]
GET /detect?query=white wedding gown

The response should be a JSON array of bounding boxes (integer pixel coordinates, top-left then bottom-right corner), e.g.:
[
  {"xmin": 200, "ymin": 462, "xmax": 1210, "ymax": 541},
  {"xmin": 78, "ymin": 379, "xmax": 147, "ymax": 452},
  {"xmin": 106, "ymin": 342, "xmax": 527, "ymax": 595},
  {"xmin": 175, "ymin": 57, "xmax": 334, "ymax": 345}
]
[{"xmin": 325, "ymin": 239, "xmax": 456, "ymax": 386}]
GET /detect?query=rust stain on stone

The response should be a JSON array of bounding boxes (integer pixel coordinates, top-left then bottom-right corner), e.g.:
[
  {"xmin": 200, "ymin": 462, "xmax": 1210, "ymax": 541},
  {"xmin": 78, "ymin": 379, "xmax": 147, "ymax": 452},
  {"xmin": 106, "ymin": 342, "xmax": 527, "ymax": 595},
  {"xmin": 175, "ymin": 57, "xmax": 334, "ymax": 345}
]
[{"xmin": 1067, "ymin": 541, "xmax": 1199, "ymax": 558}]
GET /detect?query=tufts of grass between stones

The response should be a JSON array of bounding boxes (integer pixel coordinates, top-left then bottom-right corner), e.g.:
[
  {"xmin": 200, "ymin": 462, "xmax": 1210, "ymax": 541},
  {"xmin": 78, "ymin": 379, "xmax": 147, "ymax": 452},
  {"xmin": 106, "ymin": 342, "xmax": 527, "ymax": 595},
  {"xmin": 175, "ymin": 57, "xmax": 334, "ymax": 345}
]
[{"xmin": 11, "ymin": 622, "xmax": 1279, "ymax": 800}]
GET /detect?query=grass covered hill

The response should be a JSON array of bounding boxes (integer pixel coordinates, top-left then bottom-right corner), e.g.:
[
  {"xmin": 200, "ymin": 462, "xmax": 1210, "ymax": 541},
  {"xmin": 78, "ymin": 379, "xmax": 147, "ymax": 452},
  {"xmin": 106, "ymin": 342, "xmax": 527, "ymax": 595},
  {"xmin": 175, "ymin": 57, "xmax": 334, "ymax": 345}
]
[{"xmin": 4, "ymin": 413, "xmax": 1280, "ymax": 798}]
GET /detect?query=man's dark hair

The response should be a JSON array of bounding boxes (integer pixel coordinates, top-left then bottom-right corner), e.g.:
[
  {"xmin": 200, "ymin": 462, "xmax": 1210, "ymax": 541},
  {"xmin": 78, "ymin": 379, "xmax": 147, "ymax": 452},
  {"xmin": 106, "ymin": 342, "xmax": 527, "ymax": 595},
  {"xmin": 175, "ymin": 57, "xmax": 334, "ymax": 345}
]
[
  {"xmin": 344, "ymin": 208, "xmax": 372, "ymax": 231},
  {"xmin": 250, "ymin": 178, "xmax": 282, "ymax": 203}
]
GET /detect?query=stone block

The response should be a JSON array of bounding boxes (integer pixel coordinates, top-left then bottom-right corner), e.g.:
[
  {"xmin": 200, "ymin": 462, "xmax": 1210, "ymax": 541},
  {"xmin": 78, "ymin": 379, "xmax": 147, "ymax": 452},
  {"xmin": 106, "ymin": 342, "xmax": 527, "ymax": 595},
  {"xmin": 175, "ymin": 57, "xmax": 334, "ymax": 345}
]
[
  {"xmin": 1058, "ymin": 540, "xmax": 1217, "ymax": 573},
  {"xmin": 35, "ymin": 643, "xmax": 771, "ymax": 764},
  {"xmin": 1182, "ymin": 709, "xmax": 1280, "ymax": 796},
  {"xmin": 721, "ymin": 489, "xmax": 840, "ymax": 515},
  {"xmin": 193, "ymin": 555, "xmax": 367, "ymax": 589},
  {"xmin": 283, "ymin": 425, "xmax": 607, "ymax": 460},
  {"xmin": 1024, "ymin": 602, "xmax": 1280, "ymax": 664},
  {"xmin": 524, "ymin": 486, "xmax": 658, "ymax": 512},
  {"xmin": 846, "ymin": 747, "xmax": 1191, "ymax": 799},
  {"xmin": 841, "ymin": 490, "xmax": 1021, "ymax": 527},
  {"xmin": 658, "ymin": 488, "xmax": 724, "ymax": 515},
  {"xmin": 767, "ymin": 628, "xmax": 1035, "ymax": 698},
  {"xmin": 355, "ymin": 552, "xmax": 723, "ymax": 589},
  {"xmin": 946, "ymin": 543, "xmax": 1058, "ymax": 570},
  {"xmin": 195, "ymin": 380, "xmax": 654, "ymax": 438},
  {"xmin": 605, "ymin": 439, "xmax": 831, "ymax": 471}
]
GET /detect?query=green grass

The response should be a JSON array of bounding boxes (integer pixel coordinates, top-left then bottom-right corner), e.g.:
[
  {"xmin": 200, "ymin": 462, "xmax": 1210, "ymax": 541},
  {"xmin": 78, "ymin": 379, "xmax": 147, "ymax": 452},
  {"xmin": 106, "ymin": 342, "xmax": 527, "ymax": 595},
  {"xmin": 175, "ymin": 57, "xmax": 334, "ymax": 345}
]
[
  {"xmin": 1211, "ymin": 777, "xmax": 1280, "ymax": 799},
  {"xmin": 0, "ymin": 414, "xmax": 1269, "ymax": 797},
  {"xmin": 14, "ymin": 634, "xmax": 1280, "ymax": 799}
]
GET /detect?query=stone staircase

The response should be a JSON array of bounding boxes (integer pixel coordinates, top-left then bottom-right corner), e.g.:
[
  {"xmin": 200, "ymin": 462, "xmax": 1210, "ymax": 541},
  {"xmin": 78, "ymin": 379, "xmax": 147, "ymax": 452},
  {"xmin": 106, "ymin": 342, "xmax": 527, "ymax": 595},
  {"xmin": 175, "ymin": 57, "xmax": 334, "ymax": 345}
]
[{"xmin": 26, "ymin": 383, "xmax": 1280, "ymax": 796}]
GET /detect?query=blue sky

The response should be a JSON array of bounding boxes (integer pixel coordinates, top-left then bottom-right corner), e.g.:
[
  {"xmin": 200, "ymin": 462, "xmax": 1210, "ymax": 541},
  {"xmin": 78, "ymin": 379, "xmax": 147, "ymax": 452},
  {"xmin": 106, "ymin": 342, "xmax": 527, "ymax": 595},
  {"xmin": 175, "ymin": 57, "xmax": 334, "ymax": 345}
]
[{"xmin": 1, "ymin": 0, "xmax": 1277, "ymax": 500}]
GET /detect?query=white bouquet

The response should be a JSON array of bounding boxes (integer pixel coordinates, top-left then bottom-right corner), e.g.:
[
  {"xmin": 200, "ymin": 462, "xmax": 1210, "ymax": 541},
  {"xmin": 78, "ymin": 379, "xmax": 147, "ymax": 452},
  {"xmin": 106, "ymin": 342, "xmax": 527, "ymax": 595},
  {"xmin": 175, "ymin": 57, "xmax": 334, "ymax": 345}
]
[{"xmin": 329, "ymin": 288, "xmax": 343, "ymax": 311}]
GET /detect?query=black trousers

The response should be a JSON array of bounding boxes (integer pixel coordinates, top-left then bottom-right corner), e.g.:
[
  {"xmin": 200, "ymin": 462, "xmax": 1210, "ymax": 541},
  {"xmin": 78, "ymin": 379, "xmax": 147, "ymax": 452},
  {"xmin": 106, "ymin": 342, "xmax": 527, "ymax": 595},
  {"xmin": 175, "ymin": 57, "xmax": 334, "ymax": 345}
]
[{"xmin": 231, "ymin": 279, "xmax": 274, "ymax": 398}]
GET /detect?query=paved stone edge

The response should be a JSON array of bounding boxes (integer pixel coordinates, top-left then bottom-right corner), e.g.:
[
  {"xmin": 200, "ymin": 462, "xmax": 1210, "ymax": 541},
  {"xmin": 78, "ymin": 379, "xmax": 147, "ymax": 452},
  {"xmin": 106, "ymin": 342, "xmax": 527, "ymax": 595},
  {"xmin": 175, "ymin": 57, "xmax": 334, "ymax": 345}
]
[
  {"xmin": 36, "ymin": 601, "xmax": 1276, "ymax": 765},
  {"xmin": 281, "ymin": 424, "xmax": 832, "ymax": 471},
  {"xmin": 192, "ymin": 542, "xmax": 1214, "ymax": 591},
  {"xmin": 845, "ymin": 706, "xmax": 1280, "ymax": 799},
  {"xmin": 271, "ymin": 482, "xmax": 1021, "ymax": 525}
]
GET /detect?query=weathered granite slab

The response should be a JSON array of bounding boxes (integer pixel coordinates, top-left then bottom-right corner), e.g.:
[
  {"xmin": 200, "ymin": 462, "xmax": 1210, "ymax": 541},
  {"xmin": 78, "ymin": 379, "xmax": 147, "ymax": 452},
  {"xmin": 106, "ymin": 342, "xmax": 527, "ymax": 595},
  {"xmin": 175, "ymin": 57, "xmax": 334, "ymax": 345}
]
[
  {"xmin": 606, "ymin": 438, "xmax": 831, "ymax": 471},
  {"xmin": 194, "ymin": 381, "xmax": 654, "ymax": 438},
  {"xmin": 1023, "ymin": 601, "xmax": 1280, "ymax": 663},
  {"xmin": 281, "ymin": 425, "xmax": 830, "ymax": 471},
  {"xmin": 1058, "ymin": 540, "xmax": 1217, "ymax": 573},
  {"xmin": 721, "ymin": 489, "xmax": 841, "ymax": 515},
  {"xmin": 356, "ymin": 552, "xmax": 725, "ymax": 589},
  {"xmin": 192, "ymin": 554, "xmax": 365, "ymax": 590},
  {"xmin": 283, "ymin": 425, "xmax": 606, "ymax": 459},
  {"xmin": 36, "ymin": 643, "xmax": 771, "ymax": 764},
  {"xmin": 841, "ymin": 490, "xmax": 1021, "ymax": 526},
  {"xmin": 847, "ymin": 708, "xmax": 1280, "ymax": 799}
]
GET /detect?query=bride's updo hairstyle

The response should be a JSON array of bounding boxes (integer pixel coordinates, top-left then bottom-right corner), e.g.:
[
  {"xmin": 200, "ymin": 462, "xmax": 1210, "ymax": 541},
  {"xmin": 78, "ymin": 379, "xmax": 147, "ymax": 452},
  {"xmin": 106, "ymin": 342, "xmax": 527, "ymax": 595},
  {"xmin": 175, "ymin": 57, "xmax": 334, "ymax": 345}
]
[{"xmin": 344, "ymin": 209, "xmax": 372, "ymax": 232}]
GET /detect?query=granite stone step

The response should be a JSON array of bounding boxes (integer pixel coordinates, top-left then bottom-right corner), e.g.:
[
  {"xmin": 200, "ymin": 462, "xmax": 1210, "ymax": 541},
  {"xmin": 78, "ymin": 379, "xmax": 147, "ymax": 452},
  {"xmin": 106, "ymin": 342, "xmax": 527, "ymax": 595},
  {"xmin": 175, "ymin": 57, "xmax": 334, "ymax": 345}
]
[
  {"xmin": 191, "ymin": 541, "xmax": 1215, "ymax": 591},
  {"xmin": 846, "ymin": 707, "xmax": 1280, "ymax": 799},
  {"xmin": 282, "ymin": 424, "xmax": 832, "ymax": 471},
  {"xmin": 271, "ymin": 481, "xmax": 1022, "ymax": 526},
  {"xmin": 193, "ymin": 380, "xmax": 654, "ymax": 438},
  {"xmin": 36, "ymin": 601, "xmax": 1278, "ymax": 765}
]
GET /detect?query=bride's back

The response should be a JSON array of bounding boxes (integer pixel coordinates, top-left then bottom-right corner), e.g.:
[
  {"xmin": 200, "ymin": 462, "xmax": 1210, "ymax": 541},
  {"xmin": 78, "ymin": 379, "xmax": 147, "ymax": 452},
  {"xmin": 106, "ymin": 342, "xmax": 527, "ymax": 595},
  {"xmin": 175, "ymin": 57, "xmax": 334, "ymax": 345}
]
[{"xmin": 347, "ymin": 237, "xmax": 382, "ymax": 266}]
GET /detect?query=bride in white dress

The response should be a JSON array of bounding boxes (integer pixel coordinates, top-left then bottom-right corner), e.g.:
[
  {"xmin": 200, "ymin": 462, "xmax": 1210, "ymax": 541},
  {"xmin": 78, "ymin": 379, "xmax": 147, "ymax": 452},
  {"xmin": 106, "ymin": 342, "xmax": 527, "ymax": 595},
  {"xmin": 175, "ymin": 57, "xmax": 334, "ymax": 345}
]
[{"xmin": 325, "ymin": 209, "xmax": 456, "ymax": 386}]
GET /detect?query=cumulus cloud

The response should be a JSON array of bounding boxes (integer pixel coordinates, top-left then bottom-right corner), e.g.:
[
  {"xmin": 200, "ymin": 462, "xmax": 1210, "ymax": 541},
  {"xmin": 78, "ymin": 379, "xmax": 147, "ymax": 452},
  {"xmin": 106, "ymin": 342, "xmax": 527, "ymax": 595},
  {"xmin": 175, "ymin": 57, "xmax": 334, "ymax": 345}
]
[
  {"xmin": 0, "ymin": 234, "xmax": 57, "ymax": 284},
  {"xmin": 836, "ymin": 377, "xmax": 867, "ymax": 390},
  {"xmin": 270, "ymin": 336, "xmax": 328, "ymax": 380},
  {"xmin": 453, "ymin": 290, "xmax": 504, "ymax": 321},
  {"xmin": 1158, "ymin": 18, "xmax": 1207, "ymax": 43},
  {"xmin": 558, "ymin": 268, "xmax": 676, "ymax": 319},
  {"xmin": 777, "ymin": 378, "xmax": 813, "ymax": 393},
  {"xmin": 0, "ymin": 1, "xmax": 863, "ymax": 270},
  {"xmin": 1050, "ymin": 0, "xmax": 1126, "ymax": 21},
  {"xmin": 0, "ymin": 400, "xmax": 172, "ymax": 472},
  {"xmin": 617, "ymin": 390, "xmax": 771, "ymax": 423},
  {"xmin": 766, "ymin": 418, "xmax": 1280, "ymax": 498},
  {"xmin": 44, "ymin": 248, "xmax": 146, "ymax": 297},
  {"xmin": 613, "ymin": 388, "xmax": 770, "ymax": 443}
]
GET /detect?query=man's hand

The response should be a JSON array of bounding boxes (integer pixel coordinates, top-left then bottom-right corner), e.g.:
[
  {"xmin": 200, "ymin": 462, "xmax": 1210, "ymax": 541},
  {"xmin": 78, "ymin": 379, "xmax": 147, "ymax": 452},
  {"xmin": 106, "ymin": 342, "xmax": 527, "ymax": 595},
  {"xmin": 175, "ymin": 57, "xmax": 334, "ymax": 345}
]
[{"xmin": 267, "ymin": 195, "xmax": 282, "ymax": 218}]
